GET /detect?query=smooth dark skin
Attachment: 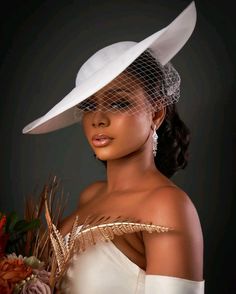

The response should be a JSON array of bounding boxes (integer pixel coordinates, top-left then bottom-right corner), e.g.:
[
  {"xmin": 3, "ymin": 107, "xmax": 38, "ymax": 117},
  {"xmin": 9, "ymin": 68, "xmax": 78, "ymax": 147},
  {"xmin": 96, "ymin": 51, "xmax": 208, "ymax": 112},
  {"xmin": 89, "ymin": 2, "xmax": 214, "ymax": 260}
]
[{"xmin": 60, "ymin": 72, "xmax": 204, "ymax": 281}]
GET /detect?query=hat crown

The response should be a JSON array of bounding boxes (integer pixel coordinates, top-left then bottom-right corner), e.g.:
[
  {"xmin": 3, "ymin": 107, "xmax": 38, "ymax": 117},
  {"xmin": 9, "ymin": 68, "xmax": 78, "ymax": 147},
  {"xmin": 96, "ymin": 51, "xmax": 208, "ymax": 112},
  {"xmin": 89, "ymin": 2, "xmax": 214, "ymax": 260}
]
[{"xmin": 76, "ymin": 41, "xmax": 136, "ymax": 86}]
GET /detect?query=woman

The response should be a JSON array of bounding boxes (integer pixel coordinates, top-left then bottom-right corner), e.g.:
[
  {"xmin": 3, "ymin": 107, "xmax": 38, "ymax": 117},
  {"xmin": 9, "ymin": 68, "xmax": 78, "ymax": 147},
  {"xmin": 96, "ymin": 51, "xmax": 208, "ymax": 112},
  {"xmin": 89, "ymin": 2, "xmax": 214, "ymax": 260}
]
[{"xmin": 23, "ymin": 2, "xmax": 204, "ymax": 293}]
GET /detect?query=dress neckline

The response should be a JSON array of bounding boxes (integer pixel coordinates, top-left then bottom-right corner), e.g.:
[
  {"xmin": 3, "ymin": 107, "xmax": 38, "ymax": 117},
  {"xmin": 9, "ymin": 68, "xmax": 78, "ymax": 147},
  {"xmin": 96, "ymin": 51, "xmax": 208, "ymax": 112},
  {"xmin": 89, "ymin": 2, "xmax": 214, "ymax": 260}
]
[
  {"xmin": 64, "ymin": 228, "xmax": 145, "ymax": 275},
  {"xmin": 108, "ymin": 240, "xmax": 145, "ymax": 274}
]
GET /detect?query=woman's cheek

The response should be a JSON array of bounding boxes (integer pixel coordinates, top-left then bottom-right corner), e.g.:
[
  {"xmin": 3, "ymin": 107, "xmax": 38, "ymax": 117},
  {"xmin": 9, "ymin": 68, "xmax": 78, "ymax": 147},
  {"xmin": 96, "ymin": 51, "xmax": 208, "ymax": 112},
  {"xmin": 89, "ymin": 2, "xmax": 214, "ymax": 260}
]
[{"xmin": 117, "ymin": 122, "xmax": 149, "ymax": 152}]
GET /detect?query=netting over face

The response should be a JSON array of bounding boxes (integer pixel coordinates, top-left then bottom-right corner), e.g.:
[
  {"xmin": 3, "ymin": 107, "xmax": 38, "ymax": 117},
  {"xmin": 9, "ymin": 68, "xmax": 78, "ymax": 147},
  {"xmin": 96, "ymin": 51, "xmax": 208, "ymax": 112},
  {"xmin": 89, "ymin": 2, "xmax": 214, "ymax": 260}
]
[{"xmin": 74, "ymin": 50, "xmax": 181, "ymax": 119}]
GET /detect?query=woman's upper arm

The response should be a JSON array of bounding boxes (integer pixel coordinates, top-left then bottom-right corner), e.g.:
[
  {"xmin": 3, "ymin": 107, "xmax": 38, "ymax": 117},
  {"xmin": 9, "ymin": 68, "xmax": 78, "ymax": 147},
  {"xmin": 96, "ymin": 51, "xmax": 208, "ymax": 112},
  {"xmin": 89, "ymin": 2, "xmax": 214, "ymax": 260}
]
[{"xmin": 142, "ymin": 187, "xmax": 204, "ymax": 281}]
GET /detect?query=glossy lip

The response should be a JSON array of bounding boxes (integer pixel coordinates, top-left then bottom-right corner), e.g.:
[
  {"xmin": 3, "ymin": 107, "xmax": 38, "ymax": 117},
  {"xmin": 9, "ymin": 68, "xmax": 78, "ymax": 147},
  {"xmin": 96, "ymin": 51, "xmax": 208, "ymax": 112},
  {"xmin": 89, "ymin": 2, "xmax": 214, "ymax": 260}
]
[
  {"xmin": 91, "ymin": 133, "xmax": 114, "ymax": 147},
  {"xmin": 92, "ymin": 133, "xmax": 113, "ymax": 140}
]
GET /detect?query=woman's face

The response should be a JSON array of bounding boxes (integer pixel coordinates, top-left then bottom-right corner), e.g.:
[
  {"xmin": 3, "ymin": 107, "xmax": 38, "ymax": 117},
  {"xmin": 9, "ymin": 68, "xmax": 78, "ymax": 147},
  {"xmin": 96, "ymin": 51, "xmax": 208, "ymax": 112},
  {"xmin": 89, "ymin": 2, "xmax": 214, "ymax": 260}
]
[{"xmin": 81, "ymin": 72, "xmax": 156, "ymax": 161}]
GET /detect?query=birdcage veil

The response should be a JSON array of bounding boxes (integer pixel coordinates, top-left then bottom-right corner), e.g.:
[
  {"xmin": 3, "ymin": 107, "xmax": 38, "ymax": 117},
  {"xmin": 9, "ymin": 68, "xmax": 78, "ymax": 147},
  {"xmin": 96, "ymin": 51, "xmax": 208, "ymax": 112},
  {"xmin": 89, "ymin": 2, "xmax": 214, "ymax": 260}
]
[{"xmin": 74, "ymin": 49, "xmax": 180, "ymax": 120}]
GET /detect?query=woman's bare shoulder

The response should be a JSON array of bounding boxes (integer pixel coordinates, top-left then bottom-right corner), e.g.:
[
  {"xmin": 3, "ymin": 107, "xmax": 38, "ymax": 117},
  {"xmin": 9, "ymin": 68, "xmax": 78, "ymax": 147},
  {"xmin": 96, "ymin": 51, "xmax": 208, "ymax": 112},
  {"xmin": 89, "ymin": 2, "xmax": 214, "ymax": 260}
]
[
  {"xmin": 58, "ymin": 180, "xmax": 106, "ymax": 236},
  {"xmin": 78, "ymin": 180, "xmax": 107, "ymax": 207},
  {"xmin": 143, "ymin": 185, "xmax": 202, "ymax": 230}
]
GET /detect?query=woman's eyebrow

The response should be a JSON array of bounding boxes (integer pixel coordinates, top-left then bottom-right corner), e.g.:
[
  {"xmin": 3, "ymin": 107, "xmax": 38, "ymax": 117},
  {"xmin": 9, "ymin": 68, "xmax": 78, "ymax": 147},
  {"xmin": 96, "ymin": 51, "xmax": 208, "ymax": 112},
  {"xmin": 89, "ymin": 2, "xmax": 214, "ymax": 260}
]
[
  {"xmin": 88, "ymin": 88, "xmax": 133, "ymax": 101},
  {"xmin": 105, "ymin": 88, "xmax": 133, "ymax": 95}
]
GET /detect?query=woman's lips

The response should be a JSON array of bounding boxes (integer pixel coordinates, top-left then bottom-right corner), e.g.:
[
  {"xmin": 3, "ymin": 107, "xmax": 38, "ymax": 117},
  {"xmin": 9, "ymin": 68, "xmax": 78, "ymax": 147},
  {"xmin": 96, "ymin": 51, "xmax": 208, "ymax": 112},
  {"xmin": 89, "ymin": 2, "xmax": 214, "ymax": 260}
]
[{"xmin": 91, "ymin": 134, "xmax": 113, "ymax": 147}]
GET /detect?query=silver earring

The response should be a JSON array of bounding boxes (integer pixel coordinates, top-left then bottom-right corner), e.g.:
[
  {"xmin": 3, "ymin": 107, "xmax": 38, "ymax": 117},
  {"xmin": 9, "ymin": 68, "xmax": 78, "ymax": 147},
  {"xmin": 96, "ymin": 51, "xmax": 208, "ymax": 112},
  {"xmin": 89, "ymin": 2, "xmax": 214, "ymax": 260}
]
[{"xmin": 152, "ymin": 125, "xmax": 158, "ymax": 157}]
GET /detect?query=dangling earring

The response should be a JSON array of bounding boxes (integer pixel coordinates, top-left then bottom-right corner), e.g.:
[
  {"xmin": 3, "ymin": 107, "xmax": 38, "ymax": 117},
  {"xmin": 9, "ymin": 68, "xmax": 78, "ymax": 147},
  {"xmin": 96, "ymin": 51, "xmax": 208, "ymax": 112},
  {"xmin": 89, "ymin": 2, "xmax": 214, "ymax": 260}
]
[{"xmin": 152, "ymin": 125, "xmax": 158, "ymax": 157}]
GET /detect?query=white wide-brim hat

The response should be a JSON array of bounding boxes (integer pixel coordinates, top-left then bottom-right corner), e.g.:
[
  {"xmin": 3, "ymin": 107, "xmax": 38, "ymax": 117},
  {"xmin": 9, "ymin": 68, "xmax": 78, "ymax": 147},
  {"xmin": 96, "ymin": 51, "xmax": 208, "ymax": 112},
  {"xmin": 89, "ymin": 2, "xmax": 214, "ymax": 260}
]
[{"xmin": 22, "ymin": 1, "xmax": 196, "ymax": 135}]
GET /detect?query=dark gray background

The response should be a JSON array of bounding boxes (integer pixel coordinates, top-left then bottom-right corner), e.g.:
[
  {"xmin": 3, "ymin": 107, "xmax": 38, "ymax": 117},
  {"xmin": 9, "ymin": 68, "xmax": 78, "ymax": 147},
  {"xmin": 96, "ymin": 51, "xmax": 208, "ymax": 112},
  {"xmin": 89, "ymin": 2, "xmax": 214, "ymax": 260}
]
[{"xmin": 0, "ymin": 0, "xmax": 235, "ymax": 293}]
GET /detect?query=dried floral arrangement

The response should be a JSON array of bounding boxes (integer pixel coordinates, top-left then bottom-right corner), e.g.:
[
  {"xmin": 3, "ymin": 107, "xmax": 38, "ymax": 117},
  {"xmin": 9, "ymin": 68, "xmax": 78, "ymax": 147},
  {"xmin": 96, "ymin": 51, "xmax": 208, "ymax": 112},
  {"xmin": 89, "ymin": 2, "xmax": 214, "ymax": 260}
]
[{"xmin": 0, "ymin": 176, "xmax": 68, "ymax": 294}]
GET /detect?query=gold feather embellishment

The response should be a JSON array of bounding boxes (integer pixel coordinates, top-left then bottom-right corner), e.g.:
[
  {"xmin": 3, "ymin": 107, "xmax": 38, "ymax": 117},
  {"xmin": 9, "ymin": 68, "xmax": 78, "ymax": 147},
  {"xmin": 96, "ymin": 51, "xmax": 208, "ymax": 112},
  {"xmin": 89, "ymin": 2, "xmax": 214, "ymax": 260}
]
[{"xmin": 45, "ymin": 202, "xmax": 173, "ymax": 281}]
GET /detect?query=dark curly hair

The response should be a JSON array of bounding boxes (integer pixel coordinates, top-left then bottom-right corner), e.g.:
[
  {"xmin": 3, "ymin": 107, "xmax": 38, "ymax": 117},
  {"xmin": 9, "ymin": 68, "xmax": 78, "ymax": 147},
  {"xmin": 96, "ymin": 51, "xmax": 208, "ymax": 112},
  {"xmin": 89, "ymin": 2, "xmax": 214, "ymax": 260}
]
[
  {"xmin": 96, "ymin": 51, "xmax": 190, "ymax": 178},
  {"xmin": 155, "ymin": 103, "xmax": 190, "ymax": 178}
]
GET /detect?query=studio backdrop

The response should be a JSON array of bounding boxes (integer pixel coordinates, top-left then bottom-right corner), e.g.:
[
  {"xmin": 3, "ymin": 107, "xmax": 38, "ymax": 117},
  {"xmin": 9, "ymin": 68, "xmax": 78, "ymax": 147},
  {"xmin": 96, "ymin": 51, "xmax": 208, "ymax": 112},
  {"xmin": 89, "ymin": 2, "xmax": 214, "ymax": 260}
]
[{"xmin": 0, "ymin": 1, "xmax": 235, "ymax": 293}]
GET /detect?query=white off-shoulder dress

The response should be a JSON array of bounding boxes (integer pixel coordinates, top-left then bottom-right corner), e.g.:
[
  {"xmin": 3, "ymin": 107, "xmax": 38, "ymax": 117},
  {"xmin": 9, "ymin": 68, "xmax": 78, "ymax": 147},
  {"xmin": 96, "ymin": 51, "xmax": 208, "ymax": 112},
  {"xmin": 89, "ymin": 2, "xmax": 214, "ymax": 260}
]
[{"xmin": 59, "ymin": 229, "xmax": 205, "ymax": 294}]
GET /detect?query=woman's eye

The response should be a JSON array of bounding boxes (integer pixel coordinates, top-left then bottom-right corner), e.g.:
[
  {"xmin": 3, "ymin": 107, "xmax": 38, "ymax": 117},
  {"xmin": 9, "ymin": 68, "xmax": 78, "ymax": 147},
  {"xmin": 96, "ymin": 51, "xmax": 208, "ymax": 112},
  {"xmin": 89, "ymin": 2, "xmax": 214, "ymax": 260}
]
[
  {"xmin": 76, "ymin": 100, "xmax": 97, "ymax": 112},
  {"xmin": 110, "ymin": 99, "xmax": 131, "ymax": 110},
  {"xmin": 76, "ymin": 98, "xmax": 132, "ymax": 112}
]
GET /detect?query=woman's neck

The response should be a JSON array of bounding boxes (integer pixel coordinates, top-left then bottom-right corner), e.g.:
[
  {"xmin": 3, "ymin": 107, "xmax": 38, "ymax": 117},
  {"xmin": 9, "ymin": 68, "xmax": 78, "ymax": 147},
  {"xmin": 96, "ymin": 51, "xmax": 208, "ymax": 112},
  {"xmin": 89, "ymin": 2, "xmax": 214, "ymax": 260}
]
[{"xmin": 105, "ymin": 148, "xmax": 158, "ymax": 194}]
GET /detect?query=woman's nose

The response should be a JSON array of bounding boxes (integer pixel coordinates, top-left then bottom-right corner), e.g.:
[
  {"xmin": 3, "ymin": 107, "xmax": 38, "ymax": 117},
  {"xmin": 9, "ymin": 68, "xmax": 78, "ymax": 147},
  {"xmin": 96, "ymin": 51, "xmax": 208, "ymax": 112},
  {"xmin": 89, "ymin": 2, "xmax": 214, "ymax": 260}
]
[{"xmin": 92, "ymin": 110, "xmax": 110, "ymax": 128}]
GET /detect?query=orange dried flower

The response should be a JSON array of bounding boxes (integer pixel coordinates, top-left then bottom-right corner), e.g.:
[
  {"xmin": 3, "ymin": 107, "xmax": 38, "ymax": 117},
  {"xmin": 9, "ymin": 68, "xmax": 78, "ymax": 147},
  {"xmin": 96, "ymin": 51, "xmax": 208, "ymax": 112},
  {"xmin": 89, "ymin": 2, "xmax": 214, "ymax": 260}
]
[{"xmin": 0, "ymin": 257, "xmax": 32, "ymax": 290}]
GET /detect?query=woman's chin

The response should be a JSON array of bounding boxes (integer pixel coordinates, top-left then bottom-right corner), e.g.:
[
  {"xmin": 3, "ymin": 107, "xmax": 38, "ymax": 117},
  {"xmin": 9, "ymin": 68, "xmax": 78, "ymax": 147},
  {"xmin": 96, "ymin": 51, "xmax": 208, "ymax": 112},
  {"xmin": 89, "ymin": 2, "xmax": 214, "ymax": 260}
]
[
  {"xmin": 95, "ymin": 151, "xmax": 134, "ymax": 162},
  {"xmin": 95, "ymin": 150, "xmax": 124, "ymax": 161},
  {"xmin": 95, "ymin": 154, "xmax": 115, "ymax": 161}
]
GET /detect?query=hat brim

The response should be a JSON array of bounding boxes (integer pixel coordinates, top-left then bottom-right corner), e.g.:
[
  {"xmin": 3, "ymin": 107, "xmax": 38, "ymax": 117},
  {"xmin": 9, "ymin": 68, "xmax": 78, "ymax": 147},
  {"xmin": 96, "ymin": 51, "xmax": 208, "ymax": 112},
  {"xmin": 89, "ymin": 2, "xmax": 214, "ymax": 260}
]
[{"xmin": 22, "ymin": 1, "xmax": 196, "ymax": 134}]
